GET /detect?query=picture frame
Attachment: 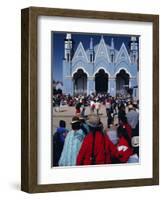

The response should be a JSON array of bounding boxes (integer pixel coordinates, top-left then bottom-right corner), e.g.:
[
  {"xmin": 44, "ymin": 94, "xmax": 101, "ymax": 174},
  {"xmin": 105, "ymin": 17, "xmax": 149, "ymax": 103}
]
[{"xmin": 21, "ymin": 7, "xmax": 159, "ymax": 193}]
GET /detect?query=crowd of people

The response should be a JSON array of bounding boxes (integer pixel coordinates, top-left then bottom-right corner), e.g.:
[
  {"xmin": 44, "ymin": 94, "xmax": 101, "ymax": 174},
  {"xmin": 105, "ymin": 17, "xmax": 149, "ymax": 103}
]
[{"xmin": 52, "ymin": 93, "xmax": 139, "ymax": 167}]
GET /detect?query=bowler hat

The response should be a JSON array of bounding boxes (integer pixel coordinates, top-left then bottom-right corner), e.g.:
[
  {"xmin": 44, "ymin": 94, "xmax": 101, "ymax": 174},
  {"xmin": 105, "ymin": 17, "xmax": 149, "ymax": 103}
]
[{"xmin": 71, "ymin": 116, "xmax": 80, "ymax": 124}]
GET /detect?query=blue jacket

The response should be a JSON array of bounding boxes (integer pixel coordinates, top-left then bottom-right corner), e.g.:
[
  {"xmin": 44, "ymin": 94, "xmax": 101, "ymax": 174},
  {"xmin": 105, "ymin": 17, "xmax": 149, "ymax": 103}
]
[
  {"xmin": 56, "ymin": 127, "xmax": 69, "ymax": 143},
  {"xmin": 59, "ymin": 129, "xmax": 85, "ymax": 166}
]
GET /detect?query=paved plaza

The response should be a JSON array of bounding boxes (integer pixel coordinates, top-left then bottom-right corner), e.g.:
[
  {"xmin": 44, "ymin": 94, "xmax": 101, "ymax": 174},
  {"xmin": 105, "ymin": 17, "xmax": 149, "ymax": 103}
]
[{"xmin": 52, "ymin": 104, "xmax": 119, "ymax": 131}]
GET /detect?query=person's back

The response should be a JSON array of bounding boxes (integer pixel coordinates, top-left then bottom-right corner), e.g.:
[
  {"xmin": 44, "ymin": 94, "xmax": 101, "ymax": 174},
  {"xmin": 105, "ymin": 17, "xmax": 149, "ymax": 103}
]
[
  {"xmin": 76, "ymin": 101, "xmax": 81, "ymax": 109},
  {"xmin": 53, "ymin": 120, "xmax": 68, "ymax": 166},
  {"xmin": 90, "ymin": 100, "xmax": 95, "ymax": 108},
  {"xmin": 53, "ymin": 127, "xmax": 67, "ymax": 166},
  {"xmin": 126, "ymin": 109, "xmax": 139, "ymax": 129},
  {"xmin": 117, "ymin": 136, "xmax": 133, "ymax": 163},
  {"xmin": 106, "ymin": 101, "xmax": 111, "ymax": 109},
  {"xmin": 77, "ymin": 131, "xmax": 103, "ymax": 165},
  {"xmin": 77, "ymin": 114, "xmax": 119, "ymax": 165},
  {"xmin": 118, "ymin": 108, "xmax": 126, "ymax": 120},
  {"xmin": 59, "ymin": 129, "xmax": 85, "ymax": 166},
  {"xmin": 95, "ymin": 101, "xmax": 100, "ymax": 109},
  {"xmin": 77, "ymin": 130, "xmax": 119, "ymax": 165},
  {"xmin": 118, "ymin": 115, "xmax": 132, "ymax": 138},
  {"xmin": 59, "ymin": 116, "xmax": 85, "ymax": 166},
  {"xmin": 106, "ymin": 125, "xmax": 118, "ymax": 145},
  {"xmin": 131, "ymin": 121, "xmax": 139, "ymax": 157},
  {"xmin": 116, "ymin": 126, "xmax": 133, "ymax": 163}
]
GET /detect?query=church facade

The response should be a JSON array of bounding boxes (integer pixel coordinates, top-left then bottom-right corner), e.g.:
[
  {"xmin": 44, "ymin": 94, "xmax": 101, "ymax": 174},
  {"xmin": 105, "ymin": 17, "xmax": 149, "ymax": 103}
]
[{"xmin": 62, "ymin": 33, "xmax": 138, "ymax": 98}]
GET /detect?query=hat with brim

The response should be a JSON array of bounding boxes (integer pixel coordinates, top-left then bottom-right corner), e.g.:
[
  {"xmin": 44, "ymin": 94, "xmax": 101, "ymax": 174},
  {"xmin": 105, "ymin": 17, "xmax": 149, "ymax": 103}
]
[
  {"xmin": 71, "ymin": 116, "xmax": 80, "ymax": 124},
  {"xmin": 86, "ymin": 114, "xmax": 102, "ymax": 128}
]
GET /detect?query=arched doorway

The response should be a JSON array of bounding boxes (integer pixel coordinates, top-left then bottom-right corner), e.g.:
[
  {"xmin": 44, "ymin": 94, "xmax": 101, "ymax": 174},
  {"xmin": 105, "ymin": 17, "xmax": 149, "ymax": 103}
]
[
  {"xmin": 116, "ymin": 69, "xmax": 129, "ymax": 96},
  {"xmin": 73, "ymin": 69, "xmax": 87, "ymax": 95},
  {"xmin": 95, "ymin": 69, "xmax": 108, "ymax": 93}
]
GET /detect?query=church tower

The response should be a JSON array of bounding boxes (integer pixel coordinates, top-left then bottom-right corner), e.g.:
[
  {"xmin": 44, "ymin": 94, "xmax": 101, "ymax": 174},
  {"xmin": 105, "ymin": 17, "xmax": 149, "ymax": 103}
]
[
  {"xmin": 130, "ymin": 36, "xmax": 138, "ymax": 63},
  {"xmin": 88, "ymin": 37, "xmax": 94, "ymax": 62},
  {"xmin": 64, "ymin": 33, "xmax": 73, "ymax": 62}
]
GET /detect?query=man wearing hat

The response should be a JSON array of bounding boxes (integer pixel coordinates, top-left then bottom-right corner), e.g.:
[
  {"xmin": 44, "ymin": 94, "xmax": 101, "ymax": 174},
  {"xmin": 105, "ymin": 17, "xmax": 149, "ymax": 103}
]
[{"xmin": 59, "ymin": 116, "xmax": 85, "ymax": 166}]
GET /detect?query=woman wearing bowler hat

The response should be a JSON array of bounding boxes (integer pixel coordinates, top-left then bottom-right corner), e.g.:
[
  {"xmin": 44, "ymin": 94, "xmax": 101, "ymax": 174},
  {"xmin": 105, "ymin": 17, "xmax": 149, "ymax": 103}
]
[{"xmin": 59, "ymin": 116, "xmax": 85, "ymax": 166}]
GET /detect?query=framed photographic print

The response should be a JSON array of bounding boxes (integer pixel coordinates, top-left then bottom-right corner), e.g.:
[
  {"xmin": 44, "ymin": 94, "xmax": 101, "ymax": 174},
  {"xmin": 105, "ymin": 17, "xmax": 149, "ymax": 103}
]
[{"xmin": 21, "ymin": 7, "xmax": 159, "ymax": 193}]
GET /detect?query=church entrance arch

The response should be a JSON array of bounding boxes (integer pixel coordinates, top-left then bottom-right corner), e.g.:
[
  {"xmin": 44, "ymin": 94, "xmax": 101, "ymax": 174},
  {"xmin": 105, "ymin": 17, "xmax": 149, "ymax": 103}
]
[
  {"xmin": 73, "ymin": 69, "xmax": 87, "ymax": 95},
  {"xmin": 95, "ymin": 69, "xmax": 108, "ymax": 94},
  {"xmin": 116, "ymin": 69, "xmax": 129, "ymax": 96}
]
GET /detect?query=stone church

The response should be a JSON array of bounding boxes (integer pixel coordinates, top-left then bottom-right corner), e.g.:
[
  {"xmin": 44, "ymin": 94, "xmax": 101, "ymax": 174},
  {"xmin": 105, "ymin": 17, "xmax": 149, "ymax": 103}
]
[{"xmin": 62, "ymin": 33, "xmax": 138, "ymax": 98}]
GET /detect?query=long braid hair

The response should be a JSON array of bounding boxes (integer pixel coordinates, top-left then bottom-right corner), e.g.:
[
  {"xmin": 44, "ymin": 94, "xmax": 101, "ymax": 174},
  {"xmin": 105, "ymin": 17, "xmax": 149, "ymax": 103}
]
[
  {"xmin": 88, "ymin": 122, "xmax": 104, "ymax": 165},
  {"xmin": 117, "ymin": 126, "xmax": 132, "ymax": 148}
]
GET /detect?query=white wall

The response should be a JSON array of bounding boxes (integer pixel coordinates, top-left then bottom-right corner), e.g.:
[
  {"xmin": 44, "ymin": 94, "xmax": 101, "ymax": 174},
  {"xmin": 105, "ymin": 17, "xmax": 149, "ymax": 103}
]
[{"xmin": 0, "ymin": 0, "xmax": 162, "ymax": 199}]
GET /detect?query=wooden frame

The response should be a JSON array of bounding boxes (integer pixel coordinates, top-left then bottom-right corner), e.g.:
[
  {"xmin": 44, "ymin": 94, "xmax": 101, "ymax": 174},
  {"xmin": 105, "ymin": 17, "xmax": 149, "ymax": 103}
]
[{"xmin": 21, "ymin": 7, "xmax": 159, "ymax": 193}]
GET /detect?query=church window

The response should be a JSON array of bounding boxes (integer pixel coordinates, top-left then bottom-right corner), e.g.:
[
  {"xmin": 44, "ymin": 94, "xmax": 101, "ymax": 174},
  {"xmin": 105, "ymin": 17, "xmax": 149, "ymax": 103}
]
[
  {"xmin": 111, "ymin": 54, "xmax": 114, "ymax": 62},
  {"xmin": 90, "ymin": 54, "xmax": 93, "ymax": 62},
  {"xmin": 133, "ymin": 54, "xmax": 136, "ymax": 63},
  {"xmin": 67, "ymin": 53, "xmax": 70, "ymax": 61}
]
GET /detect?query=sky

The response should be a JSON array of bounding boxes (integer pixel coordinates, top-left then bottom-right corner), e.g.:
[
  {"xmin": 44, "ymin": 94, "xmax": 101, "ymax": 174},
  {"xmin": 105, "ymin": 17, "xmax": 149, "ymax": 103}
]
[{"xmin": 52, "ymin": 32, "xmax": 138, "ymax": 82}]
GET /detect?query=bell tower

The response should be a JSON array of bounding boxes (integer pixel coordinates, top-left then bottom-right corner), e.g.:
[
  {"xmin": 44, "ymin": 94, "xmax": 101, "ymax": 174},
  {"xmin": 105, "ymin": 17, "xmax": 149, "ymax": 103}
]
[
  {"xmin": 64, "ymin": 33, "xmax": 73, "ymax": 62},
  {"xmin": 130, "ymin": 36, "xmax": 138, "ymax": 63}
]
